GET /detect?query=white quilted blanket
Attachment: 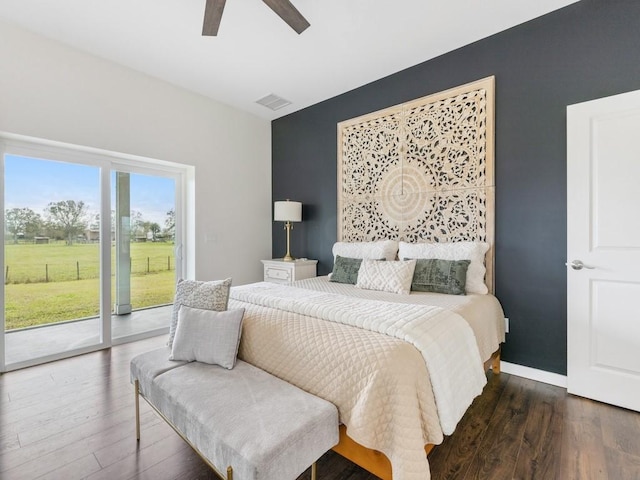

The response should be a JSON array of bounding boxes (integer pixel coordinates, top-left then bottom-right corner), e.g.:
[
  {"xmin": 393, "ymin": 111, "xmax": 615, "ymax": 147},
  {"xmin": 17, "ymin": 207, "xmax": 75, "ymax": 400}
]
[{"xmin": 229, "ymin": 282, "xmax": 487, "ymax": 480}]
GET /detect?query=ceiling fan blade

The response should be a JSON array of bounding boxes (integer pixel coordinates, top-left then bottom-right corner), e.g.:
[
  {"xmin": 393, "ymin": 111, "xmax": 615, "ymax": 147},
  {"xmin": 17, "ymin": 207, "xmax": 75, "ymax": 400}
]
[
  {"xmin": 202, "ymin": 0, "xmax": 226, "ymax": 36},
  {"xmin": 262, "ymin": 0, "xmax": 310, "ymax": 34}
]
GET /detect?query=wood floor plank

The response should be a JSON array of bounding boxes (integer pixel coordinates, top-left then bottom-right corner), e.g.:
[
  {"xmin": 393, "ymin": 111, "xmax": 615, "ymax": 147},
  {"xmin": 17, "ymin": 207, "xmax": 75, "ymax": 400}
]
[
  {"xmin": 427, "ymin": 371, "xmax": 508, "ymax": 479},
  {"xmin": 0, "ymin": 371, "xmax": 56, "ymax": 401},
  {"xmin": 6, "ymin": 362, "xmax": 140, "ymax": 440},
  {"xmin": 83, "ymin": 435, "xmax": 190, "ymax": 480},
  {"xmin": 558, "ymin": 395, "xmax": 609, "ymax": 480},
  {"xmin": 1, "ymin": 439, "xmax": 103, "ymax": 480},
  {"xmin": 512, "ymin": 380, "xmax": 565, "ymax": 479},
  {"xmin": 15, "ymin": 387, "xmax": 136, "ymax": 446},
  {"xmin": 601, "ymin": 402, "xmax": 640, "ymax": 458},
  {"xmin": 133, "ymin": 448, "xmax": 214, "ymax": 480},
  {"xmin": 461, "ymin": 375, "xmax": 535, "ymax": 479},
  {"xmin": 93, "ymin": 412, "xmax": 182, "ymax": 468},
  {"xmin": 0, "ymin": 407, "xmax": 159, "ymax": 473},
  {"xmin": 604, "ymin": 445, "xmax": 640, "ymax": 480},
  {"xmin": 33, "ymin": 453, "xmax": 102, "ymax": 480},
  {"xmin": 1, "ymin": 372, "xmax": 136, "ymax": 428}
]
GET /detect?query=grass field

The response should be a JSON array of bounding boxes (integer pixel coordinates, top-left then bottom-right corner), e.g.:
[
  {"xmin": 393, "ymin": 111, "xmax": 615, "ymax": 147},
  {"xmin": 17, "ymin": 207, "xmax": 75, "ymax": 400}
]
[
  {"xmin": 5, "ymin": 241, "xmax": 175, "ymax": 283},
  {"xmin": 4, "ymin": 242, "xmax": 176, "ymax": 330}
]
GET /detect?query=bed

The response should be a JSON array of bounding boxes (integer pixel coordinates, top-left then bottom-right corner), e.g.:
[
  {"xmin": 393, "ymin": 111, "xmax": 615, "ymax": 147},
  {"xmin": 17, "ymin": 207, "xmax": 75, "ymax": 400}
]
[{"xmin": 228, "ymin": 271, "xmax": 505, "ymax": 480}]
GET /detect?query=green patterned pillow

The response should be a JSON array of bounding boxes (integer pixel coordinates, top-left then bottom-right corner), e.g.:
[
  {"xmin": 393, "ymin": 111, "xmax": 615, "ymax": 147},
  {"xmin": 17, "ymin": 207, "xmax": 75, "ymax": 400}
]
[
  {"xmin": 329, "ymin": 255, "xmax": 363, "ymax": 284},
  {"xmin": 408, "ymin": 258, "xmax": 470, "ymax": 295}
]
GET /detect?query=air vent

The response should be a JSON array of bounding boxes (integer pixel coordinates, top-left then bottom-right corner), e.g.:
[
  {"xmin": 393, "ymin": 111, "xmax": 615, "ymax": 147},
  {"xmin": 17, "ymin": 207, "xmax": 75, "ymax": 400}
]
[{"xmin": 256, "ymin": 94, "xmax": 292, "ymax": 111}]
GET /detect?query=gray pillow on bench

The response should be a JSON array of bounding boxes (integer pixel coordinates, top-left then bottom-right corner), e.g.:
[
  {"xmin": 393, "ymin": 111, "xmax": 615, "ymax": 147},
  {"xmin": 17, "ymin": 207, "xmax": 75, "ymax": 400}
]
[
  {"xmin": 168, "ymin": 278, "xmax": 232, "ymax": 347},
  {"xmin": 169, "ymin": 306, "xmax": 245, "ymax": 369}
]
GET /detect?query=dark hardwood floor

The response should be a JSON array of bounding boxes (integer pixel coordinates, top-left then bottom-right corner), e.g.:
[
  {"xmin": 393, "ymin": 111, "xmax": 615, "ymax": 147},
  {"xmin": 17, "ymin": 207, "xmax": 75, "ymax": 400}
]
[{"xmin": 1, "ymin": 336, "xmax": 639, "ymax": 480}]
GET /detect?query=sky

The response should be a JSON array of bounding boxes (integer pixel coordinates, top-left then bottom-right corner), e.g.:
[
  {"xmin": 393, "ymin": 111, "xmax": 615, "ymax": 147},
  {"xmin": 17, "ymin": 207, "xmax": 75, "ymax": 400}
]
[{"xmin": 4, "ymin": 154, "xmax": 175, "ymax": 226}]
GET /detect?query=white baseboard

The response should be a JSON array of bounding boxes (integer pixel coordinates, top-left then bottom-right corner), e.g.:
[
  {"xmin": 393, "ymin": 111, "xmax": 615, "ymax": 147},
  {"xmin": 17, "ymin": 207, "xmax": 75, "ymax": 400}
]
[{"xmin": 500, "ymin": 361, "xmax": 567, "ymax": 388}]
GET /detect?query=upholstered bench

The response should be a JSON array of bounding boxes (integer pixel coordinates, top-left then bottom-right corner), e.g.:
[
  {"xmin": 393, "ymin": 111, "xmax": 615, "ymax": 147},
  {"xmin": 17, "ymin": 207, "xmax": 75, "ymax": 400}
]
[{"xmin": 131, "ymin": 348, "xmax": 339, "ymax": 480}]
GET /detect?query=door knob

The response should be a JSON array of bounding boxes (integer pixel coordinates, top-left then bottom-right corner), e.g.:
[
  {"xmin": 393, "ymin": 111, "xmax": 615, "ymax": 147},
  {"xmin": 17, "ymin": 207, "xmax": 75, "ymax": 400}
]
[{"xmin": 566, "ymin": 259, "xmax": 595, "ymax": 270}]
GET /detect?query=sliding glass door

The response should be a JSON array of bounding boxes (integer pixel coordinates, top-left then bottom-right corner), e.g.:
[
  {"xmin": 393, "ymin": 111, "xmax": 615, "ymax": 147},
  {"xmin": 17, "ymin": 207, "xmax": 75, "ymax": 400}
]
[
  {"xmin": 3, "ymin": 155, "xmax": 103, "ymax": 367},
  {"xmin": 0, "ymin": 140, "xmax": 185, "ymax": 371}
]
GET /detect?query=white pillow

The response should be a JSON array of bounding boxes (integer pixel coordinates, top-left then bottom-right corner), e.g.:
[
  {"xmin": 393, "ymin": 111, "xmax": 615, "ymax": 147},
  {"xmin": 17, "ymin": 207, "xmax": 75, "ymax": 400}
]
[
  {"xmin": 168, "ymin": 278, "xmax": 232, "ymax": 347},
  {"xmin": 332, "ymin": 240, "xmax": 398, "ymax": 261},
  {"xmin": 170, "ymin": 306, "xmax": 245, "ymax": 369},
  {"xmin": 356, "ymin": 259, "xmax": 417, "ymax": 295},
  {"xmin": 398, "ymin": 241, "xmax": 490, "ymax": 294}
]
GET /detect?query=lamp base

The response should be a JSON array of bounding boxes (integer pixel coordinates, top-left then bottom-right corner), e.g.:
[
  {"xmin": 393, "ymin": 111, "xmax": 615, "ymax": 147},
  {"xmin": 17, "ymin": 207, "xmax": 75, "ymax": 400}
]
[{"xmin": 282, "ymin": 221, "xmax": 296, "ymax": 262}]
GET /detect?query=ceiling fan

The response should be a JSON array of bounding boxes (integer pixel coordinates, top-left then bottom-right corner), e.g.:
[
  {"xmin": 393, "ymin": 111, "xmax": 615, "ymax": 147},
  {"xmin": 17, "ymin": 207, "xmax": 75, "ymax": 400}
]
[{"xmin": 202, "ymin": 0, "xmax": 310, "ymax": 36}]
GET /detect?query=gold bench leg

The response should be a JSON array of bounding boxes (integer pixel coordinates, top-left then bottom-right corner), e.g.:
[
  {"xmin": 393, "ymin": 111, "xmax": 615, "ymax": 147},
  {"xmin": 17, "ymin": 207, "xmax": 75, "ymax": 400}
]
[
  {"xmin": 134, "ymin": 379, "xmax": 141, "ymax": 441},
  {"xmin": 227, "ymin": 466, "xmax": 233, "ymax": 480},
  {"xmin": 311, "ymin": 462, "xmax": 317, "ymax": 480}
]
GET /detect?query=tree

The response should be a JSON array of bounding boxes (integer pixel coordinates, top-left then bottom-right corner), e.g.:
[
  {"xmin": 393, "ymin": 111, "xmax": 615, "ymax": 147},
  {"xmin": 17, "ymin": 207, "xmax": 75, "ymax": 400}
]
[
  {"xmin": 5, "ymin": 207, "xmax": 42, "ymax": 243},
  {"xmin": 148, "ymin": 222, "xmax": 161, "ymax": 241},
  {"xmin": 130, "ymin": 210, "xmax": 144, "ymax": 237},
  {"xmin": 138, "ymin": 221, "xmax": 161, "ymax": 241},
  {"xmin": 46, "ymin": 200, "xmax": 88, "ymax": 245},
  {"xmin": 164, "ymin": 209, "xmax": 175, "ymax": 238}
]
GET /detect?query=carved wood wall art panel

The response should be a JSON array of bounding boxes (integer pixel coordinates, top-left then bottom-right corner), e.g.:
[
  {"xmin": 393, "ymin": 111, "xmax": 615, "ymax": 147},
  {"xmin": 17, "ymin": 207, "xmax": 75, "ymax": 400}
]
[{"xmin": 337, "ymin": 77, "xmax": 495, "ymax": 291}]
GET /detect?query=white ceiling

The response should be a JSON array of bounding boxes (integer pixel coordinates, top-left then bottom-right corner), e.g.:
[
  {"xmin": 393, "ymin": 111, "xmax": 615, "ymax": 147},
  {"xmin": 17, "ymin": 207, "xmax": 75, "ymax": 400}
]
[{"xmin": 0, "ymin": 0, "xmax": 578, "ymax": 121}]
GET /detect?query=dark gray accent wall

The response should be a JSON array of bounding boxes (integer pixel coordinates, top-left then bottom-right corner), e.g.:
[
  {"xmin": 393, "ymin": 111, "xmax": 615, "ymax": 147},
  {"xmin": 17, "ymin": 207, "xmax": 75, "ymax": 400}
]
[{"xmin": 271, "ymin": 0, "xmax": 640, "ymax": 375}]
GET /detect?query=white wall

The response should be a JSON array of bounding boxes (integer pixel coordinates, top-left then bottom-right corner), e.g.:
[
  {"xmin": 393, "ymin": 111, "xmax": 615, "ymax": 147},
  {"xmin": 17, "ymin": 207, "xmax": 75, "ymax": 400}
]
[{"xmin": 0, "ymin": 19, "xmax": 272, "ymax": 285}]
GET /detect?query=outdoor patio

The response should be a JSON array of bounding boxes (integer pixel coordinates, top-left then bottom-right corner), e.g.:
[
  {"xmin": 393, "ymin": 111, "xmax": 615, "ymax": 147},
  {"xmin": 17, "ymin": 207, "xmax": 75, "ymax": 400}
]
[{"xmin": 4, "ymin": 305, "xmax": 171, "ymax": 365}]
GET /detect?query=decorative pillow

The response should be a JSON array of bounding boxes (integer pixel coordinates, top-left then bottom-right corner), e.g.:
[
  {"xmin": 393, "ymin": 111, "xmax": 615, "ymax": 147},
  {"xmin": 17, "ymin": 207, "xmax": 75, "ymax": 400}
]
[
  {"xmin": 168, "ymin": 278, "xmax": 232, "ymax": 347},
  {"xmin": 398, "ymin": 241, "xmax": 489, "ymax": 294},
  {"xmin": 408, "ymin": 258, "xmax": 470, "ymax": 295},
  {"xmin": 332, "ymin": 240, "xmax": 398, "ymax": 261},
  {"xmin": 329, "ymin": 255, "xmax": 363, "ymax": 284},
  {"xmin": 356, "ymin": 258, "xmax": 416, "ymax": 295},
  {"xmin": 170, "ymin": 306, "xmax": 245, "ymax": 369}
]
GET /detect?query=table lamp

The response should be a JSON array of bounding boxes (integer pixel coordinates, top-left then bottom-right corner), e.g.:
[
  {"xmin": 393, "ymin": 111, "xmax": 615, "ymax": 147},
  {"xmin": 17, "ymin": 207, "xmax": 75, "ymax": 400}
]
[{"xmin": 274, "ymin": 200, "xmax": 302, "ymax": 261}]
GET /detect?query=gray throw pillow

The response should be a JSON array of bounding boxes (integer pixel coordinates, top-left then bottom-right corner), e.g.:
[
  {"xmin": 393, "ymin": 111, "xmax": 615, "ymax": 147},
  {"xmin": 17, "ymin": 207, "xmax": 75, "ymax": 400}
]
[
  {"xmin": 329, "ymin": 255, "xmax": 363, "ymax": 284},
  {"xmin": 170, "ymin": 306, "xmax": 245, "ymax": 369},
  {"xmin": 408, "ymin": 258, "xmax": 470, "ymax": 295},
  {"xmin": 168, "ymin": 278, "xmax": 232, "ymax": 347}
]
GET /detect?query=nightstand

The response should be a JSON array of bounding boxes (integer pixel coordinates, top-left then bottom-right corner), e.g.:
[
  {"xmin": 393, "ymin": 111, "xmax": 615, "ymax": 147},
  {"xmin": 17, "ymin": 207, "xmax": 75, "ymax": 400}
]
[{"xmin": 261, "ymin": 259, "xmax": 318, "ymax": 285}]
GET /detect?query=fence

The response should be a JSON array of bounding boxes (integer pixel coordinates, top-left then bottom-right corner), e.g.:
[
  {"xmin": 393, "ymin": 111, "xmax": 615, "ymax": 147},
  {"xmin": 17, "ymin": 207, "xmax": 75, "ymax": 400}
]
[{"xmin": 5, "ymin": 255, "xmax": 174, "ymax": 284}]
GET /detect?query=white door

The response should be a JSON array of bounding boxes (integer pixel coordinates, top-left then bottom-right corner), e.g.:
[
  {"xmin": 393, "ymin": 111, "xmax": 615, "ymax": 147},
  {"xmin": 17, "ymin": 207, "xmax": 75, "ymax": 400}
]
[{"xmin": 567, "ymin": 90, "xmax": 640, "ymax": 412}]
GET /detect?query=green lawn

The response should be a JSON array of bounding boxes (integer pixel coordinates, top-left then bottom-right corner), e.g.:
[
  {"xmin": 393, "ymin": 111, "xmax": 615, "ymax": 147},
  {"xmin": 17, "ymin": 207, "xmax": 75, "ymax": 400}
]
[
  {"xmin": 5, "ymin": 270, "xmax": 175, "ymax": 330},
  {"xmin": 4, "ymin": 241, "xmax": 176, "ymax": 330},
  {"xmin": 4, "ymin": 241, "xmax": 175, "ymax": 283}
]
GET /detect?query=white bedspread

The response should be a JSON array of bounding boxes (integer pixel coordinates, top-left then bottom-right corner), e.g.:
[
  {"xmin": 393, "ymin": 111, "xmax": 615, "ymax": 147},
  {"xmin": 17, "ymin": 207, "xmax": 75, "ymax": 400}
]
[
  {"xmin": 295, "ymin": 276, "xmax": 506, "ymax": 362},
  {"xmin": 232, "ymin": 282, "xmax": 485, "ymax": 434},
  {"xmin": 229, "ymin": 282, "xmax": 490, "ymax": 480}
]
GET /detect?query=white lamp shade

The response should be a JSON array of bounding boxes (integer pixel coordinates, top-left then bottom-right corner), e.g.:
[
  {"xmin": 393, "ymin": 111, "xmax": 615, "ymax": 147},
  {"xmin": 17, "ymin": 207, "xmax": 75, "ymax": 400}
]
[{"xmin": 274, "ymin": 201, "xmax": 302, "ymax": 222}]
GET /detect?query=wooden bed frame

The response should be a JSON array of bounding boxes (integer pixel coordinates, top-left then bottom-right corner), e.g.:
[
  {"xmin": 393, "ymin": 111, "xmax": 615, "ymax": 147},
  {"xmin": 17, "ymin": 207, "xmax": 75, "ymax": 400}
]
[{"xmin": 332, "ymin": 347, "xmax": 501, "ymax": 480}]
